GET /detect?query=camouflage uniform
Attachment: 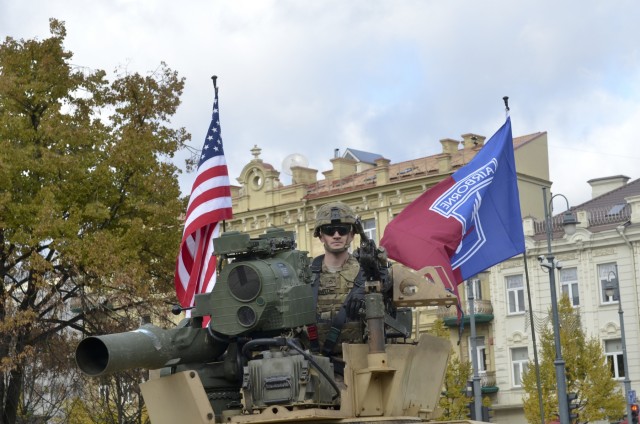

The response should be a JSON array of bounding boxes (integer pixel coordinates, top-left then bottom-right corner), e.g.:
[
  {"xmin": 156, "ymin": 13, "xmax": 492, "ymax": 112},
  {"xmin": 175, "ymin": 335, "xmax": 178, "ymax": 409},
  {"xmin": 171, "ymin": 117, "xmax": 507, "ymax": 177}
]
[
  {"xmin": 314, "ymin": 254, "xmax": 365, "ymax": 351},
  {"xmin": 311, "ymin": 201, "xmax": 366, "ymax": 354}
]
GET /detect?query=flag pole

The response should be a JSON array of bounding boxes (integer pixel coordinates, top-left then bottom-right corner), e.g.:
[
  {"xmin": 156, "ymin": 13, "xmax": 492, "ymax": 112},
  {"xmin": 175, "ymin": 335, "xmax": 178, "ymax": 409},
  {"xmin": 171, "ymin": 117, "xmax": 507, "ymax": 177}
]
[
  {"xmin": 506, "ymin": 94, "xmax": 545, "ymax": 421},
  {"xmin": 211, "ymin": 75, "xmax": 226, "ymax": 233},
  {"xmin": 524, "ymin": 251, "xmax": 546, "ymax": 422}
]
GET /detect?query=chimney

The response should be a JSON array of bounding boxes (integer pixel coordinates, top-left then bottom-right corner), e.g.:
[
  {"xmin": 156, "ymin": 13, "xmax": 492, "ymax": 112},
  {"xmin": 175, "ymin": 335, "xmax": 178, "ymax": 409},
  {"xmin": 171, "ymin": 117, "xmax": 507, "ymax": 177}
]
[
  {"xmin": 291, "ymin": 166, "xmax": 318, "ymax": 185},
  {"xmin": 626, "ymin": 194, "xmax": 640, "ymax": 225},
  {"xmin": 461, "ymin": 133, "xmax": 486, "ymax": 150},
  {"xmin": 374, "ymin": 157, "xmax": 391, "ymax": 185},
  {"xmin": 329, "ymin": 156, "xmax": 357, "ymax": 180},
  {"xmin": 587, "ymin": 175, "xmax": 630, "ymax": 199},
  {"xmin": 439, "ymin": 138, "xmax": 460, "ymax": 155}
]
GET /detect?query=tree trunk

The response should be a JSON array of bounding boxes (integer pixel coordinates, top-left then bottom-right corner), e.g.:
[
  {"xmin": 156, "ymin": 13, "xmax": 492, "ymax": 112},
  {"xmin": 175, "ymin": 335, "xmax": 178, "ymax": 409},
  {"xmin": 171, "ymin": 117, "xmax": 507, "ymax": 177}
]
[
  {"xmin": 1, "ymin": 320, "xmax": 28, "ymax": 424},
  {"xmin": 2, "ymin": 368, "xmax": 23, "ymax": 424}
]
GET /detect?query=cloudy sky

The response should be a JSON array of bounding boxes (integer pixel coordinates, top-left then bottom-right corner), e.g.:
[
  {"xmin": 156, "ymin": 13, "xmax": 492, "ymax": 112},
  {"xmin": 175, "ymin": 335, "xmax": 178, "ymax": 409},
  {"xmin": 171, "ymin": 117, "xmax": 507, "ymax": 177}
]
[{"xmin": 2, "ymin": 0, "xmax": 639, "ymax": 211}]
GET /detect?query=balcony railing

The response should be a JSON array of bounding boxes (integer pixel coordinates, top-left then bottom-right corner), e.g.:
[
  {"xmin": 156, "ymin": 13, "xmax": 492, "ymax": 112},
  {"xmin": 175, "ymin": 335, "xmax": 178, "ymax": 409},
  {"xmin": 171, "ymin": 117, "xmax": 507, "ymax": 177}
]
[
  {"xmin": 480, "ymin": 370, "xmax": 496, "ymax": 388},
  {"xmin": 437, "ymin": 299, "xmax": 494, "ymax": 321},
  {"xmin": 533, "ymin": 204, "xmax": 630, "ymax": 234}
]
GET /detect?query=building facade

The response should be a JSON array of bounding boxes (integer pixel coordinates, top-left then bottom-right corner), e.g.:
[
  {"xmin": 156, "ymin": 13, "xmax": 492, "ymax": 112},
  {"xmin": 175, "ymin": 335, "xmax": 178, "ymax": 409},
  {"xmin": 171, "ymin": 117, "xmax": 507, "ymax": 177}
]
[
  {"xmin": 225, "ymin": 126, "xmax": 640, "ymax": 423},
  {"xmin": 488, "ymin": 177, "xmax": 640, "ymax": 423},
  {"xmin": 227, "ymin": 131, "xmax": 550, "ymax": 256},
  {"xmin": 224, "ymin": 129, "xmax": 550, "ymax": 421}
]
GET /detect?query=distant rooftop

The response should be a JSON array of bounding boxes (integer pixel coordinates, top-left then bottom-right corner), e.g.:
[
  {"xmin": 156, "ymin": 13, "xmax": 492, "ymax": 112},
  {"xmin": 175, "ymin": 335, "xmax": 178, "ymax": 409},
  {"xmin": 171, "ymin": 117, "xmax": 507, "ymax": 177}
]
[
  {"xmin": 304, "ymin": 132, "xmax": 547, "ymax": 199},
  {"xmin": 533, "ymin": 177, "xmax": 639, "ymax": 236},
  {"xmin": 342, "ymin": 148, "xmax": 383, "ymax": 165}
]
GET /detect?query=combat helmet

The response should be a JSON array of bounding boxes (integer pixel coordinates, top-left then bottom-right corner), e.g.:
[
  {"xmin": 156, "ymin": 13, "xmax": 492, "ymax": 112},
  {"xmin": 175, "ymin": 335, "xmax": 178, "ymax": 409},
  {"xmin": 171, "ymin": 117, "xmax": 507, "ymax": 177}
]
[{"xmin": 313, "ymin": 202, "xmax": 356, "ymax": 237}]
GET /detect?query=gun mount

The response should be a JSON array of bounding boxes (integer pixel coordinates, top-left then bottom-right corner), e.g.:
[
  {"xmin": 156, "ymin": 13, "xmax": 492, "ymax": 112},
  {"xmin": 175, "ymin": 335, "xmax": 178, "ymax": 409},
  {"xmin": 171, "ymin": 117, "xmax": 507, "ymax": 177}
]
[
  {"xmin": 76, "ymin": 227, "xmax": 473, "ymax": 424},
  {"xmin": 201, "ymin": 228, "xmax": 316, "ymax": 336}
]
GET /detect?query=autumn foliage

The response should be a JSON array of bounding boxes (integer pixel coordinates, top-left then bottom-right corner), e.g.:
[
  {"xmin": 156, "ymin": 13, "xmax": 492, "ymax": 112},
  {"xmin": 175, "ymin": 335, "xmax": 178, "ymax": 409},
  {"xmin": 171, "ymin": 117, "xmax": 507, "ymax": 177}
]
[{"xmin": 1, "ymin": 19, "xmax": 189, "ymax": 423}]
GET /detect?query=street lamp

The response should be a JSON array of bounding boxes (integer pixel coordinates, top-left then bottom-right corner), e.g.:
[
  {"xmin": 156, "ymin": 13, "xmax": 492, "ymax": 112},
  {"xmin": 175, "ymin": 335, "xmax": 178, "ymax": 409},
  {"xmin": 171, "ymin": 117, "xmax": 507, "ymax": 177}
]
[
  {"xmin": 604, "ymin": 269, "xmax": 632, "ymax": 423},
  {"xmin": 541, "ymin": 187, "xmax": 578, "ymax": 424}
]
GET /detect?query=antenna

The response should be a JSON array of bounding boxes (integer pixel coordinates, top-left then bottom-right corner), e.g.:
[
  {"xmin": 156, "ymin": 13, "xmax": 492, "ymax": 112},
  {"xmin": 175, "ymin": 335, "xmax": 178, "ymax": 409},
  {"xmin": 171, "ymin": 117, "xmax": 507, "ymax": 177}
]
[{"xmin": 282, "ymin": 153, "xmax": 309, "ymax": 176}]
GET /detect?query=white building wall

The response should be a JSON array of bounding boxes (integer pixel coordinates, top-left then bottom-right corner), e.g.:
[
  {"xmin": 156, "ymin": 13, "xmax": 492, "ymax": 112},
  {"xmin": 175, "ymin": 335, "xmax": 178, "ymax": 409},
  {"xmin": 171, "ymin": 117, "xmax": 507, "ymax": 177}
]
[{"xmin": 489, "ymin": 195, "xmax": 640, "ymax": 424}]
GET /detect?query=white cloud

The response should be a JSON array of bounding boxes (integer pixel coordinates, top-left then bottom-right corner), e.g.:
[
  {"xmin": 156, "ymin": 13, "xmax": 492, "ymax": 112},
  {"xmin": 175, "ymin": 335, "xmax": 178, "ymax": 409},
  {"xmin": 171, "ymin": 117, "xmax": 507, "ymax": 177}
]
[{"xmin": 2, "ymin": 0, "xmax": 640, "ymax": 209}]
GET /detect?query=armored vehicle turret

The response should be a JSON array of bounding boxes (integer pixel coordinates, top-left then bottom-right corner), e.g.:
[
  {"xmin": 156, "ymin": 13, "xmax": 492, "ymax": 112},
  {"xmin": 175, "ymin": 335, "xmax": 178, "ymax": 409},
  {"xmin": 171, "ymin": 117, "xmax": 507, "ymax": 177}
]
[{"xmin": 76, "ymin": 228, "xmax": 480, "ymax": 424}]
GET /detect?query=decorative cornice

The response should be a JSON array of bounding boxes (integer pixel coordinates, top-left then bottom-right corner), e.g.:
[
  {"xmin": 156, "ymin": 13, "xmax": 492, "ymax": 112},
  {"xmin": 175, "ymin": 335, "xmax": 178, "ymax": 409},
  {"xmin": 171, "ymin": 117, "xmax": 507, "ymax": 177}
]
[
  {"xmin": 499, "ymin": 259, "xmax": 523, "ymax": 270},
  {"xmin": 600, "ymin": 321, "xmax": 619, "ymax": 337},
  {"xmin": 556, "ymin": 252, "xmax": 578, "ymax": 261},
  {"xmin": 592, "ymin": 247, "xmax": 616, "ymax": 257},
  {"xmin": 507, "ymin": 331, "xmax": 528, "ymax": 345}
]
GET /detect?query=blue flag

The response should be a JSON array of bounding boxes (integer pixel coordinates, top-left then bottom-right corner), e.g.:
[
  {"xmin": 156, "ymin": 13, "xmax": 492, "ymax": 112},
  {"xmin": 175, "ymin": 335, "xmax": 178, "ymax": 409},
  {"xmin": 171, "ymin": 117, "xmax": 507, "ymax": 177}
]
[{"xmin": 381, "ymin": 117, "xmax": 525, "ymax": 294}]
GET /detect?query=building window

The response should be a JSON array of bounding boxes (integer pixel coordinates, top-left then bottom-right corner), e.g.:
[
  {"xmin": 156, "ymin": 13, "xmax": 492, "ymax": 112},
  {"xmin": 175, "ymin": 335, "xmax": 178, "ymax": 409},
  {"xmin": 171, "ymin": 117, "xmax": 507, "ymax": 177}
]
[
  {"xmin": 469, "ymin": 278, "xmax": 482, "ymax": 300},
  {"xmin": 468, "ymin": 336, "xmax": 487, "ymax": 373},
  {"xmin": 560, "ymin": 267, "xmax": 579, "ymax": 306},
  {"xmin": 361, "ymin": 218, "xmax": 377, "ymax": 242},
  {"xmin": 605, "ymin": 339, "xmax": 625, "ymax": 379},
  {"xmin": 511, "ymin": 347, "xmax": 529, "ymax": 387},
  {"xmin": 506, "ymin": 274, "xmax": 525, "ymax": 315},
  {"xmin": 598, "ymin": 263, "xmax": 618, "ymax": 304}
]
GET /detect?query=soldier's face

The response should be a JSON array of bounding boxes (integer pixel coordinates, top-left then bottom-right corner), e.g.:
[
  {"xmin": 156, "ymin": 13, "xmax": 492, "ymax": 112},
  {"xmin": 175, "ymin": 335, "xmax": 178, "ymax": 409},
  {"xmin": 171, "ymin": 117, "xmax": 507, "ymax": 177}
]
[{"xmin": 319, "ymin": 225, "xmax": 354, "ymax": 253}]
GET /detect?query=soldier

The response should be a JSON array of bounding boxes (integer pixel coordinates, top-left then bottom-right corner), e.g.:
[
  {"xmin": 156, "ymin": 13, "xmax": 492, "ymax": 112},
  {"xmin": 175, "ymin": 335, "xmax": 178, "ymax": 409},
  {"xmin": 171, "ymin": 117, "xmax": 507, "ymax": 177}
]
[{"xmin": 310, "ymin": 201, "xmax": 392, "ymax": 359}]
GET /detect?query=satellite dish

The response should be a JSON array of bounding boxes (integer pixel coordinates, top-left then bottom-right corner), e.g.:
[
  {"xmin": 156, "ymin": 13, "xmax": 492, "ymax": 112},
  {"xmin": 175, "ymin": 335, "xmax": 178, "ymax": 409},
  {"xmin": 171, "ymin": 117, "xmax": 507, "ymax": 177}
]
[{"xmin": 281, "ymin": 153, "xmax": 309, "ymax": 176}]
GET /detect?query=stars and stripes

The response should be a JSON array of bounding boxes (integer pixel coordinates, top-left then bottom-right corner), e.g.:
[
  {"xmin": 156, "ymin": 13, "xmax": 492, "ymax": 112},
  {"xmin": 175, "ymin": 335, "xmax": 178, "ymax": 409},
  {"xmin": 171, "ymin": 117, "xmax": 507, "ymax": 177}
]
[{"xmin": 175, "ymin": 89, "xmax": 233, "ymax": 312}]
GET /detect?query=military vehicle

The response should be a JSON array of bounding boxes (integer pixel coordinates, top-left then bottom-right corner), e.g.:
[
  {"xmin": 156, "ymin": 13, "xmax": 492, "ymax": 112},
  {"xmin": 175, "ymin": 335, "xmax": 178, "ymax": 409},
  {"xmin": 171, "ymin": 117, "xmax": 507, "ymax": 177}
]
[{"xmin": 75, "ymin": 227, "xmax": 482, "ymax": 424}]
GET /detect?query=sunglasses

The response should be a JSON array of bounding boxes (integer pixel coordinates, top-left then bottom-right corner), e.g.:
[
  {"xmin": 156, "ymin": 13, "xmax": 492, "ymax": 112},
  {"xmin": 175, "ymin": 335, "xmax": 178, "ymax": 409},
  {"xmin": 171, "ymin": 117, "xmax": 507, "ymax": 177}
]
[{"xmin": 320, "ymin": 224, "xmax": 352, "ymax": 236}]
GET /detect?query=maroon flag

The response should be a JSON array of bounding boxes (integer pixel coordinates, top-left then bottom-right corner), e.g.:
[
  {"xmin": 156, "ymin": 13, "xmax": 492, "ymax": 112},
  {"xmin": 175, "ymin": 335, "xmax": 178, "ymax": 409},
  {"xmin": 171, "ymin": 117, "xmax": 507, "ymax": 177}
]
[
  {"xmin": 175, "ymin": 88, "xmax": 233, "ymax": 311},
  {"xmin": 380, "ymin": 117, "xmax": 524, "ymax": 301}
]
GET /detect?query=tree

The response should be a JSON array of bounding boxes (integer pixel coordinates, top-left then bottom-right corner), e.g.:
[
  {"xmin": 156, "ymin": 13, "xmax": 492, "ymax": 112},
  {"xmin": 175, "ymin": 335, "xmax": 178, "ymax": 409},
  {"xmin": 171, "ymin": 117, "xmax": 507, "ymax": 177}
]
[
  {"xmin": 1, "ymin": 19, "xmax": 189, "ymax": 423},
  {"xmin": 521, "ymin": 295, "xmax": 626, "ymax": 424},
  {"xmin": 61, "ymin": 371, "xmax": 150, "ymax": 424},
  {"xmin": 439, "ymin": 352, "xmax": 473, "ymax": 420},
  {"xmin": 427, "ymin": 318, "xmax": 472, "ymax": 421}
]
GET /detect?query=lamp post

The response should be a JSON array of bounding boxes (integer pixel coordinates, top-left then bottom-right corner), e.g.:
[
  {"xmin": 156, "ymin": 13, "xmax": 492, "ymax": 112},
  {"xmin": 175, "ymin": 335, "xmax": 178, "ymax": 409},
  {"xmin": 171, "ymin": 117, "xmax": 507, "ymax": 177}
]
[
  {"xmin": 605, "ymin": 269, "xmax": 632, "ymax": 423},
  {"xmin": 541, "ymin": 187, "xmax": 578, "ymax": 424},
  {"xmin": 467, "ymin": 278, "xmax": 483, "ymax": 421}
]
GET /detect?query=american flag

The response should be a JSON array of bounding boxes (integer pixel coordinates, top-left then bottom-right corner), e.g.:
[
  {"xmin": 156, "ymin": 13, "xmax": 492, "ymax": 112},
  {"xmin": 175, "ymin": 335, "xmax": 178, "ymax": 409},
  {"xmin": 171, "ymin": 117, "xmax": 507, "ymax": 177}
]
[{"xmin": 175, "ymin": 88, "xmax": 233, "ymax": 311}]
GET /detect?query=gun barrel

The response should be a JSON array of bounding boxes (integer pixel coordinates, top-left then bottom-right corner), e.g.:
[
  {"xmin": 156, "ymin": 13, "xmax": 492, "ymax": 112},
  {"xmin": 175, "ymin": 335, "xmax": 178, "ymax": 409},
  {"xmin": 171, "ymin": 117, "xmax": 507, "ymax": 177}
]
[{"xmin": 75, "ymin": 324, "xmax": 226, "ymax": 377}]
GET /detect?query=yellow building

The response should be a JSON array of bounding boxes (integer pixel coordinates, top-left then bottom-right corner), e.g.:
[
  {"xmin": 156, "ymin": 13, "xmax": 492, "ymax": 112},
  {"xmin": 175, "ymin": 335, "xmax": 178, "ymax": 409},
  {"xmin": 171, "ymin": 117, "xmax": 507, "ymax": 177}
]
[{"xmin": 228, "ymin": 131, "xmax": 550, "ymax": 254}]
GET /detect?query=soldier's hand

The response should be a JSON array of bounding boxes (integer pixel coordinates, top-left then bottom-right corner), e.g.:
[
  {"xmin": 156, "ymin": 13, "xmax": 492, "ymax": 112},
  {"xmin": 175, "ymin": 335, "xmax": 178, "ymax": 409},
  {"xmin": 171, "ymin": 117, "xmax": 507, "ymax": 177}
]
[{"xmin": 346, "ymin": 296, "xmax": 365, "ymax": 320}]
